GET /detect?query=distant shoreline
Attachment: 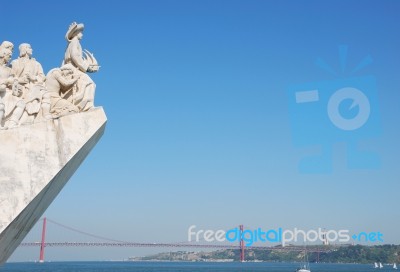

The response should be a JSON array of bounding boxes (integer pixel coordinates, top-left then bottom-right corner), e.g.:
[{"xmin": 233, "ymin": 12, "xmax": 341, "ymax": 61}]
[{"xmin": 130, "ymin": 245, "xmax": 400, "ymax": 264}]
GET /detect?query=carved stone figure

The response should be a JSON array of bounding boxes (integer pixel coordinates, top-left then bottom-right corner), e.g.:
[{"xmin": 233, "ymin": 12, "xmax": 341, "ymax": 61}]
[
  {"xmin": 0, "ymin": 48, "xmax": 25, "ymax": 129},
  {"xmin": 63, "ymin": 22, "xmax": 99, "ymax": 112},
  {"xmin": 11, "ymin": 43, "xmax": 46, "ymax": 124},
  {"xmin": 42, "ymin": 64, "xmax": 79, "ymax": 118}
]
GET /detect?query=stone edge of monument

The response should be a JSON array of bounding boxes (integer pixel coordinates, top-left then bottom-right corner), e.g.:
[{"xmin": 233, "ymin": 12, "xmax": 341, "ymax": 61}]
[{"xmin": 0, "ymin": 107, "xmax": 107, "ymax": 264}]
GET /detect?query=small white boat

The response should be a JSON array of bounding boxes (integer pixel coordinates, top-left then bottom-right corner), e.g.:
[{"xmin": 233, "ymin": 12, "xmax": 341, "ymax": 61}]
[
  {"xmin": 394, "ymin": 263, "xmax": 398, "ymax": 270},
  {"xmin": 380, "ymin": 263, "xmax": 384, "ymax": 269},
  {"xmin": 296, "ymin": 267, "xmax": 310, "ymax": 272},
  {"xmin": 296, "ymin": 249, "xmax": 310, "ymax": 272},
  {"xmin": 375, "ymin": 262, "xmax": 379, "ymax": 269}
]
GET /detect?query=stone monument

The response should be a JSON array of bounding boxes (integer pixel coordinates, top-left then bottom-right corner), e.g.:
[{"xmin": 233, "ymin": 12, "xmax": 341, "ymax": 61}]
[{"xmin": 0, "ymin": 22, "xmax": 106, "ymax": 264}]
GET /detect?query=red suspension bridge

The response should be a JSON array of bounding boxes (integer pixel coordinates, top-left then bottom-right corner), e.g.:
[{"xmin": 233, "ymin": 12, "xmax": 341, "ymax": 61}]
[{"xmin": 19, "ymin": 218, "xmax": 334, "ymax": 263}]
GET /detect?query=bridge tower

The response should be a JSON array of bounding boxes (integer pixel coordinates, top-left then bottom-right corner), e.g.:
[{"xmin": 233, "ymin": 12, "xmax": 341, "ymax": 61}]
[
  {"xmin": 239, "ymin": 224, "xmax": 245, "ymax": 262},
  {"xmin": 39, "ymin": 217, "xmax": 47, "ymax": 263}
]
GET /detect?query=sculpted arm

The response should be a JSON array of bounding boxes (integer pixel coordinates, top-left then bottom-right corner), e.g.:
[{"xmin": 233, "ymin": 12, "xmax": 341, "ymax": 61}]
[
  {"xmin": 22, "ymin": 62, "xmax": 46, "ymax": 84},
  {"xmin": 70, "ymin": 43, "xmax": 89, "ymax": 72},
  {"xmin": 11, "ymin": 62, "xmax": 30, "ymax": 85},
  {"xmin": 35, "ymin": 62, "xmax": 46, "ymax": 83}
]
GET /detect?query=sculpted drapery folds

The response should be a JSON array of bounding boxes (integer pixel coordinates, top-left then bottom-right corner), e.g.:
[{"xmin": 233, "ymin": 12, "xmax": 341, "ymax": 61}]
[
  {"xmin": 0, "ymin": 47, "xmax": 25, "ymax": 129},
  {"xmin": 0, "ymin": 22, "xmax": 100, "ymax": 129},
  {"xmin": 11, "ymin": 43, "xmax": 46, "ymax": 124}
]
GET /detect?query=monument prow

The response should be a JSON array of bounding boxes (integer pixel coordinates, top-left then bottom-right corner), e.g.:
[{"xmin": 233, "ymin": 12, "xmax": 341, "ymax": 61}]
[{"xmin": 0, "ymin": 107, "xmax": 107, "ymax": 264}]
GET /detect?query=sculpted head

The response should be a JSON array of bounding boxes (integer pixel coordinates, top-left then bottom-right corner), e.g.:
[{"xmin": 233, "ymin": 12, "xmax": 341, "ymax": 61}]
[
  {"xmin": 0, "ymin": 48, "xmax": 12, "ymax": 64},
  {"xmin": 19, "ymin": 43, "xmax": 32, "ymax": 57},
  {"xmin": 1, "ymin": 41, "xmax": 14, "ymax": 52},
  {"xmin": 65, "ymin": 22, "xmax": 84, "ymax": 42},
  {"xmin": 12, "ymin": 83, "xmax": 23, "ymax": 97},
  {"xmin": 60, "ymin": 63, "xmax": 76, "ymax": 76}
]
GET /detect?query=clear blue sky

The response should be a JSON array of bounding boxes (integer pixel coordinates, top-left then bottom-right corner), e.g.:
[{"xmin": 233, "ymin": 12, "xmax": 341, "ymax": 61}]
[{"xmin": 4, "ymin": 0, "xmax": 400, "ymax": 261}]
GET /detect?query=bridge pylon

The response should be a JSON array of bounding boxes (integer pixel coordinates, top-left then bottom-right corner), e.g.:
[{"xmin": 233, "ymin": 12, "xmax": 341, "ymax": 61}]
[
  {"xmin": 239, "ymin": 225, "xmax": 245, "ymax": 262},
  {"xmin": 39, "ymin": 217, "xmax": 47, "ymax": 263}
]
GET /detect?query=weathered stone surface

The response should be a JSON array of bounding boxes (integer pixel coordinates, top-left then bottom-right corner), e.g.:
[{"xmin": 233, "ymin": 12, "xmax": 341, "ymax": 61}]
[{"xmin": 0, "ymin": 107, "xmax": 107, "ymax": 264}]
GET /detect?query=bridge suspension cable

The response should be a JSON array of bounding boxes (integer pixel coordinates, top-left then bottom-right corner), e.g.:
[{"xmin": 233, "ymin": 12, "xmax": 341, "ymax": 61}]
[{"xmin": 46, "ymin": 218, "xmax": 129, "ymax": 243}]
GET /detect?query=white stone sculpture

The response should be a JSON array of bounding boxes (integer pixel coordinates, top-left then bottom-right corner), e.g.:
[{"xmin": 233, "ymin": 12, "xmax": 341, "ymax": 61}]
[
  {"xmin": 42, "ymin": 64, "xmax": 79, "ymax": 118},
  {"xmin": 0, "ymin": 22, "xmax": 100, "ymax": 131},
  {"xmin": 63, "ymin": 22, "xmax": 99, "ymax": 112},
  {"xmin": 11, "ymin": 43, "xmax": 46, "ymax": 124},
  {"xmin": 0, "ymin": 23, "xmax": 106, "ymax": 264},
  {"xmin": 0, "ymin": 47, "xmax": 25, "ymax": 129}
]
